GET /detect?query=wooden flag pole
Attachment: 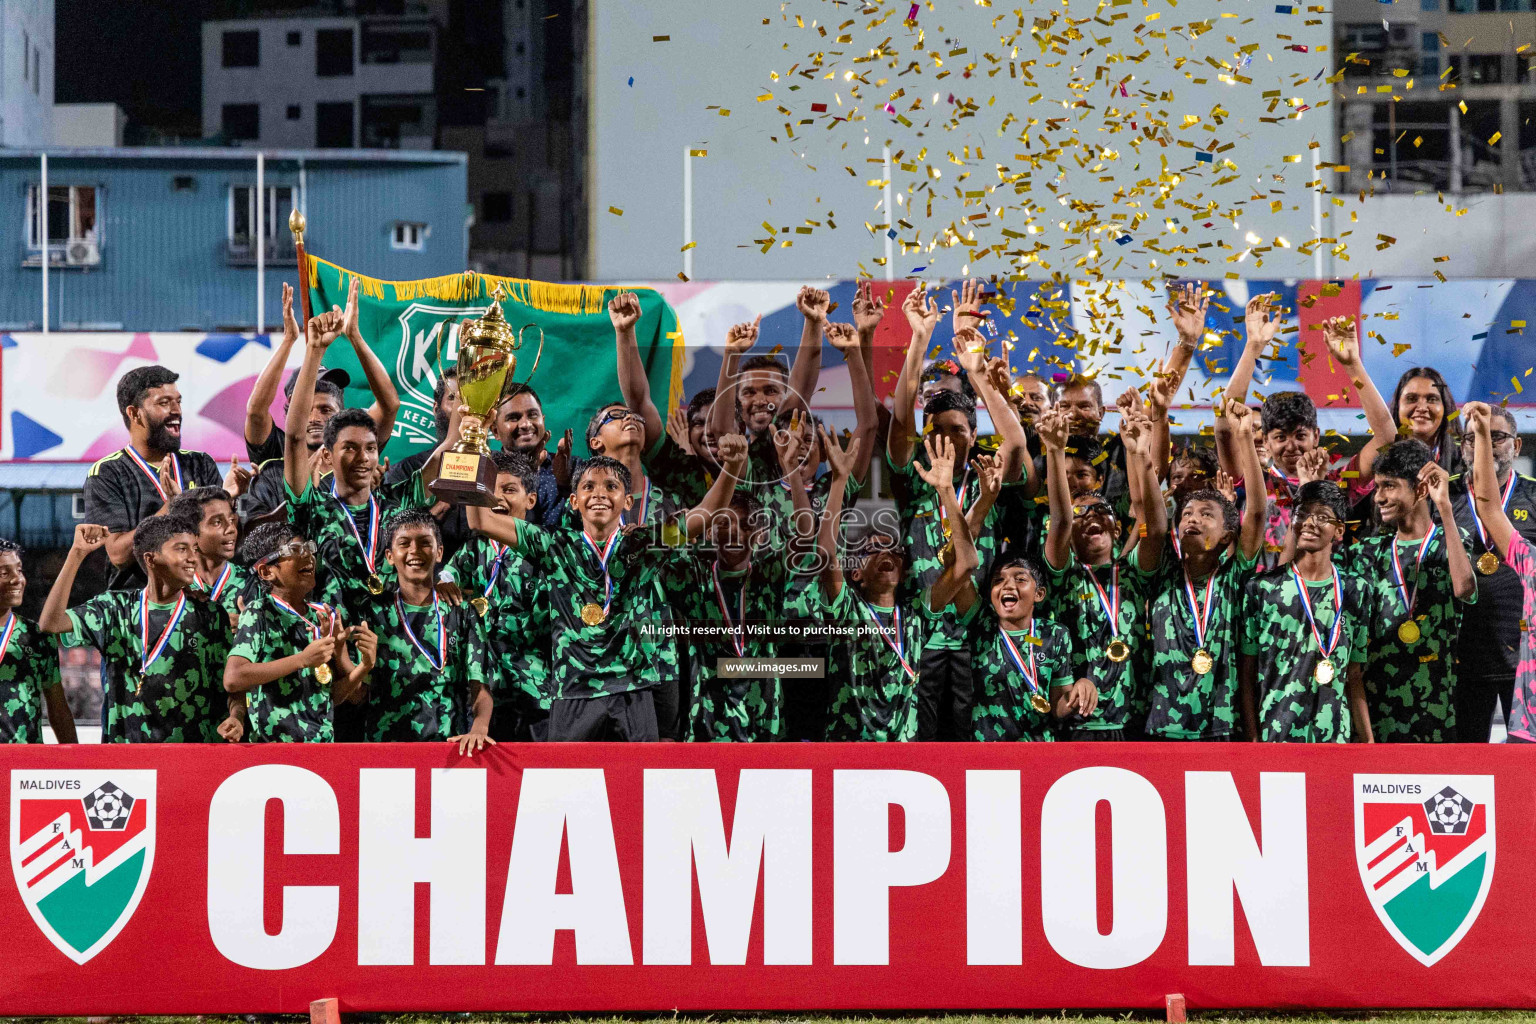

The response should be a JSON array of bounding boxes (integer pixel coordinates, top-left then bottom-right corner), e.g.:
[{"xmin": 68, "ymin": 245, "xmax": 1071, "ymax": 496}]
[{"xmin": 289, "ymin": 209, "xmax": 312, "ymax": 328}]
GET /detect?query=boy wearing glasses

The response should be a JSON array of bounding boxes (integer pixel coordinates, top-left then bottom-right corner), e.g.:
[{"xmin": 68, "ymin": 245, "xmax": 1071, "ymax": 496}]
[
  {"xmin": 1239, "ymin": 482, "xmax": 1374, "ymax": 742},
  {"xmin": 1450, "ymin": 405, "xmax": 1536, "ymax": 741},
  {"xmin": 224, "ymin": 524, "xmax": 376, "ymax": 742}
]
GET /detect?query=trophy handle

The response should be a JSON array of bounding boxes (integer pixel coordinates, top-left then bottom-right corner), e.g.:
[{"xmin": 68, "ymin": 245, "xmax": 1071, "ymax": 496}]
[
  {"xmin": 434, "ymin": 315, "xmax": 465, "ymax": 385},
  {"xmin": 516, "ymin": 324, "xmax": 546, "ymax": 385}
]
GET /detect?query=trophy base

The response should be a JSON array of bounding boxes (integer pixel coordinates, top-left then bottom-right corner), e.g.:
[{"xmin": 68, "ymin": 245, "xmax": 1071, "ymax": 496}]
[{"xmin": 428, "ymin": 450, "xmax": 499, "ymax": 507}]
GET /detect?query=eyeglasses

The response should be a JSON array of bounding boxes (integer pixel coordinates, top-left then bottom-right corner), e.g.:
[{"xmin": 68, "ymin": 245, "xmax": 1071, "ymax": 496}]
[
  {"xmin": 595, "ymin": 408, "xmax": 644, "ymax": 431},
  {"xmin": 1294, "ymin": 512, "xmax": 1343, "ymax": 529},
  {"xmin": 257, "ymin": 539, "xmax": 318, "ymax": 565},
  {"xmin": 1072, "ymin": 502, "xmax": 1114, "ymax": 519},
  {"xmin": 1462, "ymin": 431, "xmax": 1516, "ymax": 445}
]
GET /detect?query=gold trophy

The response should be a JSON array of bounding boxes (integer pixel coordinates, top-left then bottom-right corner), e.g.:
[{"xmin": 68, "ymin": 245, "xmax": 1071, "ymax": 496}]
[{"xmin": 429, "ymin": 276, "xmax": 543, "ymax": 506}]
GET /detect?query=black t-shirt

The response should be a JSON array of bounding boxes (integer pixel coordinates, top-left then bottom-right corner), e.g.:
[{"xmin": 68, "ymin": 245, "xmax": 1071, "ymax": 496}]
[
  {"xmin": 246, "ymin": 424, "xmax": 286, "ymax": 466},
  {"xmin": 1450, "ymin": 472, "xmax": 1536, "ymax": 680},
  {"xmin": 83, "ymin": 447, "xmax": 223, "ymax": 590}
]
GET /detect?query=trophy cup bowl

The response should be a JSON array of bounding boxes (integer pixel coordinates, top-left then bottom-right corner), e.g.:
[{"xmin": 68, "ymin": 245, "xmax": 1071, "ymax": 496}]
[{"xmin": 428, "ymin": 282, "xmax": 520, "ymax": 506}]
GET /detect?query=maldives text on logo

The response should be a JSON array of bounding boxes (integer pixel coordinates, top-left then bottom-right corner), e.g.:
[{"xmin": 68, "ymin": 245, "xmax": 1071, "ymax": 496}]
[
  {"xmin": 1354, "ymin": 773, "xmax": 1494, "ymax": 966},
  {"xmin": 9, "ymin": 770, "xmax": 156, "ymax": 964}
]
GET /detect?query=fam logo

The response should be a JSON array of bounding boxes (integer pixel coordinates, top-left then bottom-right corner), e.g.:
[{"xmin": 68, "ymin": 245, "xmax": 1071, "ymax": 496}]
[
  {"xmin": 9, "ymin": 770, "xmax": 156, "ymax": 964},
  {"xmin": 393, "ymin": 302, "xmax": 491, "ymax": 448},
  {"xmin": 1354, "ymin": 773, "xmax": 1494, "ymax": 966}
]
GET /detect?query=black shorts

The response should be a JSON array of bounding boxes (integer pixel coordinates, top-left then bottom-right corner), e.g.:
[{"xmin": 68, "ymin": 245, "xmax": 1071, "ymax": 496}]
[{"xmin": 548, "ymin": 690, "xmax": 659, "ymax": 742}]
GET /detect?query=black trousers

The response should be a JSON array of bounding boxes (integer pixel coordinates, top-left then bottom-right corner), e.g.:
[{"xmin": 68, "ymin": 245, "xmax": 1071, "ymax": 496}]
[
  {"xmin": 916, "ymin": 645, "xmax": 974, "ymax": 741},
  {"xmin": 1454, "ymin": 671, "xmax": 1515, "ymax": 743},
  {"xmin": 548, "ymin": 691, "xmax": 659, "ymax": 742},
  {"xmin": 1066, "ymin": 727, "xmax": 1126, "ymax": 741}
]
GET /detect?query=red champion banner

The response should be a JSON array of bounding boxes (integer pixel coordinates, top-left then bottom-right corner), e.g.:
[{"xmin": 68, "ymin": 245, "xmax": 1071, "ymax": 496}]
[{"xmin": 2, "ymin": 743, "xmax": 1531, "ymax": 1014}]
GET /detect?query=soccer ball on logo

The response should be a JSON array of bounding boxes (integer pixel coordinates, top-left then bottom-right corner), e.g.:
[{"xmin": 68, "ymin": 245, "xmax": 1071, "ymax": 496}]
[
  {"xmin": 83, "ymin": 782, "xmax": 135, "ymax": 831},
  {"xmin": 1423, "ymin": 786, "xmax": 1474, "ymax": 836}
]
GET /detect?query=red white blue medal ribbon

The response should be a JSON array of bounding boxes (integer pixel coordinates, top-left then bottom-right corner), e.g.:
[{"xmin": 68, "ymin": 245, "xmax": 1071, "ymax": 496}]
[
  {"xmin": 860, "ymin": 600, "xmax": 918, "ymax": 681},
  {"xmin": 625, "ymin": 480, "xmax": 652, "ymax": 526},
  {"xmin": 1084, "ymin": 562, "xmax": 1121, "ymax": 636},
  {"xmin": 397, "ymin": 592, "xmax": 446, "ymax": 671},
  {"xmin": 1182, "ymin": 568, "xmax": 1217, "ymax": 650},
  {"xmin": 1390, "ymin": 525, "xmax": 1439, "ymax": 620},
  {"xmin": 123, "ymin": 446, "xmax": 182, "ymax": 503},
  {"xmin": 711, "ymin": 561, "xmax": 747, "ymax": 656},
  {"xmin": 269, "ymin": 595, "xmax": 332, "ymax": 642},
  {"xmin": 0, "ymin": 612, "xmax": 16, "ymax": 666},
  {"xmin": 138, "ymin": 590, "xmax": 187, "ymax": 673},
  {"xmin": 581, "ymin": 529, "xmax": 622, "ymax": 618},
  {"xmin": 997, "ymin": 626, "xmax": 1043, "ymax": 697},
  {"xmin": 937, "ymin": 464, "xmax": 973, "ymax": 537},
  {"xmin": 329, "ymin": 483, "xmax": 380, "ymax": 574},
  {"xmin": 196, "ymin": 562, "xmax": 234, "ymax": 601},
  {"xmin": 1290, "ymin": 565, "xmax": 1343, "ymax": 660},
  {"xmin": 1468, "ymin": 474, "xmax": 1516, "ymax": 550},
  {"xmin": 483, "ymin": 541, "xmax": 507, "ymax": 599}
]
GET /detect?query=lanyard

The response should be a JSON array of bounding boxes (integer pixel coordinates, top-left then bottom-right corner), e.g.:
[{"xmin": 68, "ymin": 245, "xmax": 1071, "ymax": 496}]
[
  {"xmin": 581, "ymin": 529, "xmax": 622, "ymax": 616},
  {"xmin": 1182, "ymin": 567, "xmax": 1217, "ymax": 649},
  {"xmin": 1468, "ymin": 473, "xmax": 1517, "ymax": 549},
  {"xmin": 1084, "ymin": 562, "xmax": 1121, "ymax": 635},
  {"xmin": 1390, "ymin": 526, "xmax": 1439, "ymax": 619},
  {"xmin": 138, "ymin": 590, "xmax": 187, "ymax": 674},
  {"xmin": 195, "ymin": 563, "xmax": 234, "ymax": 601},
  {"xmin": 483, "ymin": 541, "xmax": 507, "ymax": 599},
  {"xmin": 625, "ymin": 479, "xmax": 652, "ymax": 526},
  {"xmin": 997, "ymin": 626, "xmax": 1043, "ymax": 696},
  {"xmin": 0, "ymin": 612, "xmax": 16, "ymax": 666},
  {"xmin": 937, "ymin": 464, "xmax": 973, "ymax": 537},
  {"xmin": 711, "ymin": 561, "xmax": 747, "ymax": 656},
  {"xmin": 1290, "ymin": 565, "xmax": 1344, "ymax": 660},
  {"xmin": 397, "ymin": 593, "xmax": 446, "ymax": 671},
  {"xmin": 860, "ymin": 600, "xmax": 918, "ymax": 681},
  {"xmin": 270, "ymin": 595, "xmax": 332, "ymax": 641},
  {"xmin": 329, "ymin": 483, "xmax": 380, "ymax": 574},
  {"xmin": 123, "ymin": 447, "xmax": 182, "ymax": 503},
  {"xmin": 1268, "ymin": 463, "xmax": 1301, "ymax": 492}
]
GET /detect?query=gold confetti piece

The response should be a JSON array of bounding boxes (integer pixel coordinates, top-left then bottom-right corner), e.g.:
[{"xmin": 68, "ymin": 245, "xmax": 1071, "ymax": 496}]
[
  {"xmin": 1490, "ymin": 131, "xmax": 1502, "ymax": 144},
  {"xmin": 652, "ymin": 34, "xmax": 670, "ymax": 42},
  {"xmin": 608, "ymin": 207, "xmax": 623, "ymax": 216},
  {"xmin": 1514, "ymin": 320, "xmax": 1528, "ymax": 328},
  {"xmin": 689, "ymin": 148, "xmax": 708, "ymax": 157},
  {"xmin": 1459, "ymin": 100, "xmax": 1468, "ymax": 114},
  {"xmin": 680, "ymin": 241, "xmax": 696, "ymax": 252}
]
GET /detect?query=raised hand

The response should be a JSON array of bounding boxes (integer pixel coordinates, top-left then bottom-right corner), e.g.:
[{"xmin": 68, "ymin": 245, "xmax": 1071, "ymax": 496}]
[
  {"xmin": 1297, "ymin": 446, "xmax": 1330, "ymax": 484},
  {"xmin": 281, "ymin": 282, "xmax": 299, "ymax": 347},
  {"xmin": 796, "ymin": 286, "xmax": 830, "ymax": 326},
  {"xmin": 1420, "ymin": 461, "xmax": 1452, "ymax": 507},
  {"xmin": 852, "ymin": 280, "xmax": 887, "ymax": 334},
  {"xmin": 824, "ymin": 321, "xmax": 860, "ymax": 353},
  {"xmin": 1035, "ymin": 407, "xmax": 1070, "ymax": 451},
  {"xmin": 306, "ymin": 308, "xmax": 341, "ymax": 351},
  {"xmin": 223, "ymin": 456, "xmax": 252, "ymax": 499},
  {"xmin": 71, "ymin": 523, "xmax": 108, "ymax": 555},
  {"xmin": 1215, "ymin": 469, "xmax": 1238, "ymax": 505},
  {"xmin": 952, "ymin": 325, "xmax": 988, "ymax": 375},
  {"xmin": 1166, "ymin": 282, "xmax": 1209, "ymax": 344},
  {"xmin": 306, "ymin": 446, "xmax": 327, "ymax": 488},
  {"xmin": 973, "ymin": 451, "xmax": 1003, "ymax": 503},
  {"xmin": 1222, "ymin": 397, "xmax": 1255, "ymax": 438},
  {"xmin": 984, "ymin": 356, "xmax": 1013, "ymax": 400},
  {"xmin": 607, "ymin": 290, "xmax": 642, "ymax": 332},
  {"xmin": 340, "ymin": 276, "xmax": 361, "ymax": 338},
  {"xmin": 725, "ymin": 315, "xmax": 762, "ymax": 356},
  {"xmin": 552, "ymin": 428, "xmax": 574, "ymax": 489},
  {"xmin": 158, "ymin": 457, "xmax": 183, "ymax": 502},
  {"xmin": 914, "ymin": 433, "xmax": 958, "ymax": 492},
  {"xmin": 1462, "ymin": 400, "xmax": 1492, "ymax": 437},
  {"xmin": 666, "ymin": 406, "xmax": 694, "ymax": 455},
  {"xmin": 1322, "ymin": 315, "xmax": 1360, "ymax": 367},
  {"xmin": 1148, "ymin": 369, "xmax": 1178, "ymax": 415},
  {"xmin": 951, "ymin": 278, "xmax": 985, "ymax": 334},
  {"xmin": 902, "ymin": 285, "xmax": 941, "ymax": 341},
  {"xmin": 1120, "ymin": 412, "xmax": 1151, "ymax": 461},
  {"xmin": 1245, "ymin": 292, "xmax": 1282, "ymax": 347},
  {"xmin": 820, "ymin": 424, "xmax": 857, "ymax": 479},
  {"xmin": 717, "ymin": 432, "xmax": 750, "ymax": 477}
]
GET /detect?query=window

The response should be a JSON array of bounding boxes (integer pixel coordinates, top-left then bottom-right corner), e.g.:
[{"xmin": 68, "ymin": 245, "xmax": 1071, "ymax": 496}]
[
  {"xmin": 26, "ymin": 185, "xmax": 100, "ymax": 254},
  {"xmin": 1421, "ymin": 0, "xmax": 1438, "ymax": 10},
  {"xmin": 222, "ymin": 30, "xmax": 259, "ymax": 67},
  {"xmin": 483, "ymin": 192, "xmax": 513, "ymax": 222},
  {"xmin": 1478, "ymin": 0, "xmax": 1497, "ymax": 9},
  {"xmin": 32, "ymin": 48, "xmax": 39, "ymax": 94},
  {"xmin": 315, "ymin": 101, "xmax": 353, "ymax": 147},
  {"xmin": 22, "ymin": 32, "xmax": 28, "ymax": 82},
  {"xmin": 286, "ymin": 104, "xmax": 301, "ymax": 120},
  {"xmin": 1470, "ymin": 54, "xmax": 1503, "ymax": 83},
  {"xmin": 1447, "ymin": 55, "xmax": 1464, "ymax": 80},
  {"xmin": 316, "ymin": 28, "xmax": 354, "ymax": 77},
  {"xmin": 287, "ymin": 30, "xmax": 301, "ymax": 46},
  {"xmin": 1420, "ymin": 55, "xmax": 1439, "ymax": 76},
  {"xmin": 172, "ymin": 175, "xmax": 195, "ymax": 191},
  {"xmin": 361, "ymin": 22, "xmax": 433, "ymax": 64},
  {"xmin": 360, "ymin": 93, "xmax": 435, "ymax": 149},
  {"xmin": 222, "ymin": 103, "xmax": 260, "ymax": 141},
  {"xmin": 228, "ymin": 186, "xmax": 295, "ymax": 260},
  {"xmin": 391, "ymin": 222, "xmax": 427, "ymax": 251},
  {"xmin": 1422, "ymin": 31, "xmax": 1440, "ymax": 52}
]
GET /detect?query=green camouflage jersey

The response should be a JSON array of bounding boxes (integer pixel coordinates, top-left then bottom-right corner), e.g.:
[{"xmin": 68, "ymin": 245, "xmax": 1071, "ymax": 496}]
[
  {"xmin": 676, "ymin": 553, "xmax": 789, "ymax": 741},
  {"xmin": 62, "ymin": 590, "xmax": 233, "ymax": 742},
  {"xmin": 1045, "ymin": 553, "xmax": 1143, "ymax": 732},
  {"xmin": 1136, "ymin": 543, "xmax": 1258, "ymax": 740},
  {"xmin": 229, "ymin": 594, "xmax": 340, "ymax": 742},
  {"xmin": 355, "ymin": 588, "xmax": 486, "ymax": 741},
  {"xmin": 794, "ymin": 577, "xmax": 932, "ymax": 741},
  {"xmin": 1349, "ymin": 528, "xmax": 1475, "ymax": 743},
  {"xmin": 191, "ymin": 561, "xmax": 251, "ymax": 625},
  {"xmin": 1240, "ymin": 565, "xmax": 1374, "ymax": 743},
  {"xmin": 446, "ymin": 535, "xmax": 551, "ymax": 716},
  {"xmin": 644, "ymin": 433, "xmax": 712, "ymax": 509},
  {"xmin": 284, "ymin": 474, "xmax": 429, "ymax": 620},
  {"xmin": 0, "ymin": 615, "xmax": 61, "ymax": 743},
  {"xmin": 968, "ymin": 609, "xmax": 1074, "ymax": 741},
  {"xmin": 514, "ymin": 521, "xmax": 687, "ymax": 700}
]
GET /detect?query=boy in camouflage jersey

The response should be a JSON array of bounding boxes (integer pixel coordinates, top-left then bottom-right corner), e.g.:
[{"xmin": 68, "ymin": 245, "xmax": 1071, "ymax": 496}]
[
  {"xmin": 1135, "ymin": 399, "xmax": 1268, "ymax": 740},
  {"xmin": 799, "ymin": 431, "xmax": 977, "ymax": 741},
  {"xmin": 1239, "ymin": 482, "xmax": 1374, "ymax": 743},
  {"xmin": 42, "ymin": 519, "xmax": 244, "ymax": 743},
  {"xmin": 0, "ymin": 540, "xmax": 76, "ymax": 743},
  {"xmin": 466, "ymin": 440, "xmax": 749, "ymax": 742},
  {"xmin": 224, "ymin": 523, "xmax": 376, "ymax": 742},
  {"xmin": 444, "ymin": 450, "xmax": 552, "ymax": 741},
  {"xmin": 168, "ymin": 487, "xmax": 250, "ymax": 626},
  {"xmin": 1350, "ymin": 438, "xmax": 1477, "ymax": 742},
  {"xmin": 354, "ymin": 510, "xmax": 491, "ymax": 749}
]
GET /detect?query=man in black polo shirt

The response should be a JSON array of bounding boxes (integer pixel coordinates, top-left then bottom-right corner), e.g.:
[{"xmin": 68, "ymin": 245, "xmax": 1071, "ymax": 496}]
[{"xmin": 83, "ymin": 365, "xmax": 231, "ymax": 590}]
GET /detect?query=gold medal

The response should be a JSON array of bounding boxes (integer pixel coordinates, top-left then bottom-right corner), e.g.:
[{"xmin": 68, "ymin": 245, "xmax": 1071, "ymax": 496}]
[
  {"xmin": 471, "ymin": 597, "xmax": 489, "ymax": 618},
  {"xmin": 1477, "ymin": 551, "xmax": 1499, "ymax": 576},
  {"xmin": 1314, "ymin": 657, "xmax": 1335, "ymax": 685},
  {"xmin": 1191, "ymin": 647, "xmax": 1214, "ymax": 675},
  {"xmin": 1030, "ymin": 692, "xmax": 1051, "ymax": 714},
  {"xmin": 366, "ymin": 573, "xmax": 385, "ymax": 595},
  {"xmin": 1106, "ymin": 638, "xmax": 1131, "ymax": 663},
  {"xmin": 581, "ymin": 602, "xmax": 606, "ymax": 626},
  {"xmin": 314, "ymin": 663, "xmax": 333, "ymax": 687},
  {"xmin": 1398, "ymin": 619, "xmax": 1421, "ymax": 644}
]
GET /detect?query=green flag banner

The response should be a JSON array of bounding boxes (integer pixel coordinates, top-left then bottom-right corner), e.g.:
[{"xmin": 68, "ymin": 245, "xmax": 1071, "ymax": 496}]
[{"xmin": 303, "ymin": 256, "xmax": 685, "ymax": 462}]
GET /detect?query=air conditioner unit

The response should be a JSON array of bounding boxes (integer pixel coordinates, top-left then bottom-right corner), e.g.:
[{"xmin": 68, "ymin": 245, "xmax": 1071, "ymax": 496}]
[{"xmin": 65, "ymin": 239, "xmax": 100, "ymax": 266}]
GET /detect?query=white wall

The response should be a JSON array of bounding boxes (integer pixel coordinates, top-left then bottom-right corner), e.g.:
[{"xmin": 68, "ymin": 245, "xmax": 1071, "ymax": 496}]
[
  {"xmin": 0, "ymin": 0, "xmax": 54, "ymax": 147},
  {"xmin": 1343, "ymin": 193, "xmax": 1536, "ymax": 278},
  {"xmin": 53, "ymin": 102, "xmax": 125, "ymax": 147},
  {"xmin": 587, "ymin": 0, "xmax": 1335, "ymax": 282}
]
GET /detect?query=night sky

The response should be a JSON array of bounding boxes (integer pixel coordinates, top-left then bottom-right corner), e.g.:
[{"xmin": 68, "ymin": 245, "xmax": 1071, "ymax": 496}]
[{"xmin": 56, "ymin": 0, "xmax": 210, "ymax": 139}]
